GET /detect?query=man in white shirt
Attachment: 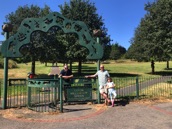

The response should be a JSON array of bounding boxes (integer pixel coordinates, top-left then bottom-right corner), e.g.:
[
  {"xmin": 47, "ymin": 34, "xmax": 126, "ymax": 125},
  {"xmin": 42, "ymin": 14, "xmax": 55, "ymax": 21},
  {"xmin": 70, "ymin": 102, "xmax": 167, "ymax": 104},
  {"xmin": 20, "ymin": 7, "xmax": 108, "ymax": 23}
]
[{"xmin": 85, "ymin": 64, "xmax": 110, "ymax": 104}]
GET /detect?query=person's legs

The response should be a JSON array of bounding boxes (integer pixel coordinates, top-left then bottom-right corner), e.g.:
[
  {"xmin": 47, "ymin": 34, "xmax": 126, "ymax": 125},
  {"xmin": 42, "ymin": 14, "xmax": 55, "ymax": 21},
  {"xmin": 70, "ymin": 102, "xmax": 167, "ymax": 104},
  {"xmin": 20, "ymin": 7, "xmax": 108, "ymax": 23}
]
[
  {"xmin": 109, "ymin": 93, "xmax": 113, "ymax": 107},
  {"xmin": 64, "ymin": 88, "xmax": 67, "ymax": 102},
  {"xmin": 64, "ymin": 85, "xmax": 70, "ymax": 102},
  {"xmin": 111, "ymin": 90, "xmax": 117, "ymax": 107},
  {"xmin": 111, "ymin": 98, "xmax": 114, "ymax": 107},
  {"xmin": 99, "ymin": 86, "xmax": 110, "ymax": 104},
  {"xmin": 101, "ymin": 92, "xmax": 110, "ymax": 103}
]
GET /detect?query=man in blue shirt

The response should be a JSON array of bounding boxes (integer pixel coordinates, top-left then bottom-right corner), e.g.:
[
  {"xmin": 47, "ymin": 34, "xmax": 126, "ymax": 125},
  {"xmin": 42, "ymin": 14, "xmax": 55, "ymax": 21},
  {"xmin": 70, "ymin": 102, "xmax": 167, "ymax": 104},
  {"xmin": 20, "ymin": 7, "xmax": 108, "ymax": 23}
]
[
  {"xmin": 59, "ymin": 64, "xmax": 73, "ymax": 101},
  {"xmin": 59, "ymin": 64, "xmax": 73, "ymax": 83}
]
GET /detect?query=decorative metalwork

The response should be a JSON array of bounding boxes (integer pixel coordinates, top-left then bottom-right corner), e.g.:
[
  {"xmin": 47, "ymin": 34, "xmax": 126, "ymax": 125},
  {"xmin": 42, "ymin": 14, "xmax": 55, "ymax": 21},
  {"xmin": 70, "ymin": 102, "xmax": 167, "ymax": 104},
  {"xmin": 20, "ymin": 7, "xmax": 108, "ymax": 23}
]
[{"xmin": 1, "ymin": 12, "xmax": 103, "ymax": 59}]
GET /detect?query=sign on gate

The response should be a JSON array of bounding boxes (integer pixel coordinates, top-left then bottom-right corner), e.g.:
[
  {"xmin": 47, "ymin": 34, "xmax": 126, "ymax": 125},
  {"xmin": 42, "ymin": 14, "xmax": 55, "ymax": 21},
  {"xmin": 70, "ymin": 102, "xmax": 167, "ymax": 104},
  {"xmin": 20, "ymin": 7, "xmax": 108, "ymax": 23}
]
[{"xmin": 66, "ymin": 86, "xmax": 92, "ymax": 101}]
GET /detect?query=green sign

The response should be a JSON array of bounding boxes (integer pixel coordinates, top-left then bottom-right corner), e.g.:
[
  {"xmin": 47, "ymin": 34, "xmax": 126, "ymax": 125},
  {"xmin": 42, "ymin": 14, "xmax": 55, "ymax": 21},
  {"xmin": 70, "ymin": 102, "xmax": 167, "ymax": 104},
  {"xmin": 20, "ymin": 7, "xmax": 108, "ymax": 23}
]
[{"xmin": 67, "ymin": 86, "xmax": 92, "ymax": 102}]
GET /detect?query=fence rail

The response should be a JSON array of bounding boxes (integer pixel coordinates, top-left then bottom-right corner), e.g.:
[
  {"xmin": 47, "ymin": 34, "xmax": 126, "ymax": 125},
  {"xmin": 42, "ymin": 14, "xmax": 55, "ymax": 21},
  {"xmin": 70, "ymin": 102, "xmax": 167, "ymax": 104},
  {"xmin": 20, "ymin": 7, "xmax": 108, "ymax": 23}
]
[{"xmin": 0, "ymin": 76, "xmax": 172, "ymax": 110}]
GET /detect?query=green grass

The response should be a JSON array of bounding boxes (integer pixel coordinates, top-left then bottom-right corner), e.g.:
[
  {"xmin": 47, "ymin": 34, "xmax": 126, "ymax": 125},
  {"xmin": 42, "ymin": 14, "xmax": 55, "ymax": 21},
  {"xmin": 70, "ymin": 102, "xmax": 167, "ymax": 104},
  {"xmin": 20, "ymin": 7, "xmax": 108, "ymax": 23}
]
[
  {"xmin": 105, "ymin": 61, "xmax": 171, "ymax": 76},
  {"xmin": 1, "ymin": 60, "xmax": 172, "ymax": 79},
  {"xmin": 82, "ymin": 60, "xmax": 172, "ymax": 78}
]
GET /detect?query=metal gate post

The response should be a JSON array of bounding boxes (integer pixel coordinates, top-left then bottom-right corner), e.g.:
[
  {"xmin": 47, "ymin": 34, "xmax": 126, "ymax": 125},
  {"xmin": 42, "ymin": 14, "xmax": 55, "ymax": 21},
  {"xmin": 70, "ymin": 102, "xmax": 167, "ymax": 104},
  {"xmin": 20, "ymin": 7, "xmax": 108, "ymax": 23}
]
[
  {"xmin": 54, "ymin": 75, "xmax": 57, "ymax": 106},
  {"xmin": 97, "ymin": 37, "xmax": 101, "ymax": 104},
  {"xmin": 2, "ymin": 32, "xmax": 9, "ymax": 109},
  {"xmin": 136, "ymin": 76, "xmax": 139, "ymax": 99},
  {"xmin": 27, "ymin": 86, "xmax": 31, "ymax": 107},
  {"xmin": 60, "ymin": 77, "xmax": 63, "ymax": 112}
]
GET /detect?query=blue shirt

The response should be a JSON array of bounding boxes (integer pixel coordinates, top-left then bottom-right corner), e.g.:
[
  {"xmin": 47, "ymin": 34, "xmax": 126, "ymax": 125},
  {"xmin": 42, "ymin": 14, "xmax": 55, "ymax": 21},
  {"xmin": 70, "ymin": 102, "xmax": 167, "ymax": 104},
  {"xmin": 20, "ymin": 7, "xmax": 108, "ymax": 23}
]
[{"xmin": 60, "ymin": 69, "xmax": 72, "ymax": 83}]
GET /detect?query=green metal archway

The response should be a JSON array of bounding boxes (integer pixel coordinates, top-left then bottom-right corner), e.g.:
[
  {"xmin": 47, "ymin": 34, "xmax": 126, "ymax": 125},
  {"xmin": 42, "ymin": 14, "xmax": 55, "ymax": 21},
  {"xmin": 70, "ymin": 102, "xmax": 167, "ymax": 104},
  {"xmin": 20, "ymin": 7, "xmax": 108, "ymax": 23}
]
[{"xmin": 1, "ymin": 12, "xmax": 103, "ymax": 59}]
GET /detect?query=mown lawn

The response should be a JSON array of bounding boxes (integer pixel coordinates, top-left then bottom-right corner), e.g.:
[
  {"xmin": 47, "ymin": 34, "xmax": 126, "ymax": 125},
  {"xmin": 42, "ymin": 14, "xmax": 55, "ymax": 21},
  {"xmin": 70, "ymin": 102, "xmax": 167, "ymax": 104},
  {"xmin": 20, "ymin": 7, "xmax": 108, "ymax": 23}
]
[{"xmin": 0, "ymin": 60, "xmax": 172, "ymax": 78}]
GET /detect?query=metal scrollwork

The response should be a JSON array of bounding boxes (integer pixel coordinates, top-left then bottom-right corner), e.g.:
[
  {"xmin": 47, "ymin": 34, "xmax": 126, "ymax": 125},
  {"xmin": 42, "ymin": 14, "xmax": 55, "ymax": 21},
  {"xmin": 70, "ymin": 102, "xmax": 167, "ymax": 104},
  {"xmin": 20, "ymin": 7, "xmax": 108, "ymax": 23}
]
[{"xmin": 1, "ymin": 12, "xmax": 103, "ymax": 59}]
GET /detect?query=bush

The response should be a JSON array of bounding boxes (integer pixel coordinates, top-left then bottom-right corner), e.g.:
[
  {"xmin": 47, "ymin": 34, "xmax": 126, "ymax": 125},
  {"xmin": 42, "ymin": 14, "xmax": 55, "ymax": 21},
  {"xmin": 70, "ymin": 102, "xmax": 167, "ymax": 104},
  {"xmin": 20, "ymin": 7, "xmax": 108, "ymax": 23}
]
[{"xmin": 0, "ymin": 58, "xmax": 18, "ymax": 68}]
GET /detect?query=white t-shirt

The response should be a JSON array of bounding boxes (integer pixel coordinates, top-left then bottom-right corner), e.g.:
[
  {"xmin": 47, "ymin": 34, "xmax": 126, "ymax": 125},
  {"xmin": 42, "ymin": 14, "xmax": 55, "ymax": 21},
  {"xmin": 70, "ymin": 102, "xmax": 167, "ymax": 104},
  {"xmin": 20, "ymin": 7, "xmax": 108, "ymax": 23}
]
[
  {"xmin": 106, "ymin": 82, "xmax": 116, "ymax": 92},
  {"xmin": 95, "ymin": 70, "xmax": 110, "ymax": 87}
]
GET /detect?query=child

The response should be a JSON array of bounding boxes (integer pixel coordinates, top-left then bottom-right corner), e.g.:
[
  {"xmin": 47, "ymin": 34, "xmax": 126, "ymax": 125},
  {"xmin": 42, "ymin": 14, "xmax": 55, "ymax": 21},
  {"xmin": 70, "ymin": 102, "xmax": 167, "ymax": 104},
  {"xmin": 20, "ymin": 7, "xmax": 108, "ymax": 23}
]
[{"xmin": 106, "ymin": 77, "xmax": 117, "ymax": 107}]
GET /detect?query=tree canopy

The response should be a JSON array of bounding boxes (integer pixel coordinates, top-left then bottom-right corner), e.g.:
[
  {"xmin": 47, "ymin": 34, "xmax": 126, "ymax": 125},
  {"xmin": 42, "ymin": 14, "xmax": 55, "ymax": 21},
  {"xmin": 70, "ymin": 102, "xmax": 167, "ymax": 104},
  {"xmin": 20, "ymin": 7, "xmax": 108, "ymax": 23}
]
[
  {"xmin": 109, "ymin": 43, "xmax": 126, "ymax": 60},
  {"xmin": 59, "ymin": 0, "xmax": 111, "ymax": 62},
  {"xmin": 126, "ymin": 0, "xmax": 172, "ymax": 62}
]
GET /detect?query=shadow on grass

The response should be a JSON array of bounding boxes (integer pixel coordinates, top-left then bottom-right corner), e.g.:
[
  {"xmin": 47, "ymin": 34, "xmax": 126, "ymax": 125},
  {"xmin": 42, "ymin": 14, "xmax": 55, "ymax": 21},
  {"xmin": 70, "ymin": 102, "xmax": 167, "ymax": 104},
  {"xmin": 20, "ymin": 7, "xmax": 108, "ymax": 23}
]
[
  {"xmin": 110, "ymin": 73, "xmax": 139, "ymax": 78},
  {"xmin": 147, "ymin": 71, "xmax": 172, "ymax": 76},
  {"xmin": 164, "ymin": 68, "xmax": 172, "ymax": 70}
]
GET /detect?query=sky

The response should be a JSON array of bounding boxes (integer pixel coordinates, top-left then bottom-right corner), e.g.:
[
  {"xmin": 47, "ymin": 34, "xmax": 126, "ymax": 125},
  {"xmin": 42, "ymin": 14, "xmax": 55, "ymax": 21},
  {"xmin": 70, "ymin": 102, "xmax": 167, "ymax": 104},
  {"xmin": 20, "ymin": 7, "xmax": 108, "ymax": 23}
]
[{"xmin": 0, "ymin": 0, "xmax": 155, "ymax": 50}]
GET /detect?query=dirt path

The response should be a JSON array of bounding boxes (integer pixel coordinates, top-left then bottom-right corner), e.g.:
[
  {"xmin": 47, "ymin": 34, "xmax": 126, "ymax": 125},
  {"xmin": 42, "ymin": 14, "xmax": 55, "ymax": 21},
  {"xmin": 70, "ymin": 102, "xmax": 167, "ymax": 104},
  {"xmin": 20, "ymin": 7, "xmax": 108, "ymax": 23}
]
[{"xmin": 49, "ymin": 66, "xmax": 61, "ymax": 75}]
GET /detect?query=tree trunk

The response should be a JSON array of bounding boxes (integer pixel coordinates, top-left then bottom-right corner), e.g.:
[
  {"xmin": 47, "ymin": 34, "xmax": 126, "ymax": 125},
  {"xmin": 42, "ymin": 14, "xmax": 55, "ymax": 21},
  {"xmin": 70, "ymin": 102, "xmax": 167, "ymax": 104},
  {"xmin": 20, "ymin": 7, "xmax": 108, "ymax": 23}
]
[
  {"xmin": 78, "ymin": 60, "xmax": 82, "ymax": 76},
  {"xmin": 151, "ymin": 60, "xmax": 155, "ymax": 74},
  {"xmin": 31, "ymin": 57, "xmax": 35, "ymax": 74},
  {"xmin": 167, "ymin": 60, "xmax": 169, "ymax": 69}
]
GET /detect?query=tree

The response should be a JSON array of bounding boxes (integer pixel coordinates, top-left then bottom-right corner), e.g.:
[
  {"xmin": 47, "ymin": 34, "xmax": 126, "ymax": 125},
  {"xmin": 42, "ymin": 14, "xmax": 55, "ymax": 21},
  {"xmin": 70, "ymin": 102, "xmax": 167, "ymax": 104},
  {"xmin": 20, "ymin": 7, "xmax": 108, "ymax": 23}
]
[
  {"xmin": 109, "ymin": 43, "xmax": 126, "ymax": 60},
  {"xmin": 126, "ymin": 24, "xmax": 150, "ymax": 62},
  {"xmin": 59, "ymin": 0, "xmax": 111, "ymax": 75},
  {"xmin": 144, "ymin": 0, "xmax": 172, "ymax": 69},
  {"xmin": 127, "ymin": 0, "xmax": 172, "ymax": 73}
]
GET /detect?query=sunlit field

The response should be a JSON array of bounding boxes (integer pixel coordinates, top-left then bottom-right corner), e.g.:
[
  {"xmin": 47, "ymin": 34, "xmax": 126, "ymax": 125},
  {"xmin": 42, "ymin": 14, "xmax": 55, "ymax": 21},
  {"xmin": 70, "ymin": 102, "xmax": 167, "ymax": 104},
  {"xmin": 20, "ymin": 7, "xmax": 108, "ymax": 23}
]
[{"xmin": 0, "ymin": 60, "xmax": 172, "ymax": 79}]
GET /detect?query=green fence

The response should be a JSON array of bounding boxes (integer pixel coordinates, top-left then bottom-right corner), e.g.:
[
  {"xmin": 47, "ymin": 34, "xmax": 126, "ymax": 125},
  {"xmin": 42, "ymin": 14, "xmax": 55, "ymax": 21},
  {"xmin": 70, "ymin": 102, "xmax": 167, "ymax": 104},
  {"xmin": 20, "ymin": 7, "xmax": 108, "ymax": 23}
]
[
  {"xmin": 0, "ymin": 76, "xmax": 172, "ymax": 111},
  {"xmin": 6, "ymin": 78, "xmax": 27, "ymax": 108},
  {"xmin": 114, "ymin": 76, "xmax": 172, "ymax": 99}
]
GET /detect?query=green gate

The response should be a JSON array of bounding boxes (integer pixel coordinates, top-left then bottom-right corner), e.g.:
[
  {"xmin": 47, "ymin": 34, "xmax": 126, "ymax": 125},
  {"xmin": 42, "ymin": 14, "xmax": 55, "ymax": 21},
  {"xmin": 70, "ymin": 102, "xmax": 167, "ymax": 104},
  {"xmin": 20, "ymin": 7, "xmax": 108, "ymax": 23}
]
[
  {"xmin": 27, "ymin": 78, "xmax": 59, "ymax": 112},
  {"xmin": 27, "ymin": 77, "xmax": 97, "ymax": 112}
]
